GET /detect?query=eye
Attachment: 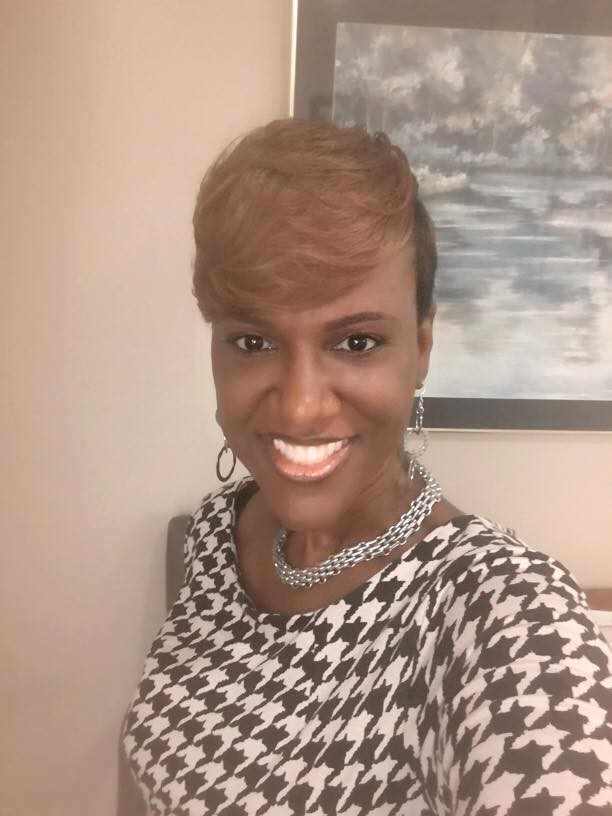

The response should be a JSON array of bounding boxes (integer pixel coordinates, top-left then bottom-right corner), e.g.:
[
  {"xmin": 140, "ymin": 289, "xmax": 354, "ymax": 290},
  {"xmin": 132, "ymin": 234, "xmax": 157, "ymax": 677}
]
[
  {"xmin": 334, "ymin": 334, "xmax": 380, "ymax": 353},
  {"xmin": 233, "ymin": 334, "xmax": 275, "ymax": 353}
]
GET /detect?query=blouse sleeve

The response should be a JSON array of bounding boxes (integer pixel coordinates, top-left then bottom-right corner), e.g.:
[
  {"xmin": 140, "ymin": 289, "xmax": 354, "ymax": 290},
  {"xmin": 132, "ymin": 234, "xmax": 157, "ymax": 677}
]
[{"xmin": 426, "ymin": 548, "xmax": 612, "ymax": 815}]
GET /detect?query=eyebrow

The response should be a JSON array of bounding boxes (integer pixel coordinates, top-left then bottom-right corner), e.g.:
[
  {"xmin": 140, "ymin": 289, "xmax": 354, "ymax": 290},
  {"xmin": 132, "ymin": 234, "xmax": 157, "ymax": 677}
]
[
  {"xmin": 226, "ymin": 310, "xmax": 399, "ymax": 333},
  {"xmin": 322, "ymin": 311, "xmax": 399, "ymax": 332}
]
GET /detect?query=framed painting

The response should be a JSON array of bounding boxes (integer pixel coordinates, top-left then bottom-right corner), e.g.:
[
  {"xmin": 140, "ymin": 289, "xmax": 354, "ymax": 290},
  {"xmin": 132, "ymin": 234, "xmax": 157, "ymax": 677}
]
[{"xmin": 291, "ymin": 0, "xmax": 612, "ymax": 430}]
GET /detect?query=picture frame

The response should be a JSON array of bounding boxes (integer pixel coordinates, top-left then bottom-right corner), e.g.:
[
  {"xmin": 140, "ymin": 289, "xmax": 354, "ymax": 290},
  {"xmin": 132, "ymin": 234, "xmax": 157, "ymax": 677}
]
[{"xmin": 291, "ymin": 0, "xmax": 612, "ymax": 431}]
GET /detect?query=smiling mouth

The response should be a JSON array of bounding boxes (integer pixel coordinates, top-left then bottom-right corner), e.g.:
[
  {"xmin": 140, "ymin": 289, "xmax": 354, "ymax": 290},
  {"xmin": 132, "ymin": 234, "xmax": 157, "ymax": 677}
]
[{"xmin": 267, "ymin": 437, "xmax": 352, "ymax": 482}]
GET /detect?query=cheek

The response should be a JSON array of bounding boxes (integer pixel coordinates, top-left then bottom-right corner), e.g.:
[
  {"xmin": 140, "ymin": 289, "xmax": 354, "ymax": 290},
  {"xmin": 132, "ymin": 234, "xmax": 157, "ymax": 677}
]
[
  {"xmin": 212, "ymin": 355, "xmax": 265, "ymax": 429},
  {"xmin": 211, "ymin": 346, "xmax": 239, "ymax": 423},
  {"xmin": 343, "ymin": 358, "xmax": 416, "ymax": 426},
  {"xmin": 213, "ymin": 375, "xmax": 245, "ymax": 423}
]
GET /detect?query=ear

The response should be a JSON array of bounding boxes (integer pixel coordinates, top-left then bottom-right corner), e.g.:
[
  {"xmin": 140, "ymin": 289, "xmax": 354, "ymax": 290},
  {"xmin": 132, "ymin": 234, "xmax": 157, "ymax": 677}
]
[{"xmin": 416, "ymin": 304, "xmax": 436, "ymax": 387}]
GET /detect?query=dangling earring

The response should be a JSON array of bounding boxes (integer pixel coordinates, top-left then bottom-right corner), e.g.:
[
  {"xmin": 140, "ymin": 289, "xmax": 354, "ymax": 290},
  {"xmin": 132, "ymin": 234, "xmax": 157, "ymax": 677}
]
[
  {"xmin": 216, "ymin": 437, "xmax": 236, "ymax": 482},
  {"xmin": 403, "ymin": 385, "xmax": 428, "ymax": 482}
]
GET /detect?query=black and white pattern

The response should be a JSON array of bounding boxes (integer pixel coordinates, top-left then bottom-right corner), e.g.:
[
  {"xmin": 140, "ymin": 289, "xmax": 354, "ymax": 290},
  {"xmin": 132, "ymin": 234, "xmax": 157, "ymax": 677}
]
[{"xmin": 124, "ymin": 478, "xmax": 612, "ymax": 815}]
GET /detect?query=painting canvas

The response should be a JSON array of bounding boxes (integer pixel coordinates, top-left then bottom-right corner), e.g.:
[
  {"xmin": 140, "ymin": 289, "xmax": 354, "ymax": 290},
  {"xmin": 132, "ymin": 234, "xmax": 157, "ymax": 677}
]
[{"xmin": 293, "ymin": 0, "xmax": 612, "ymax": 429}]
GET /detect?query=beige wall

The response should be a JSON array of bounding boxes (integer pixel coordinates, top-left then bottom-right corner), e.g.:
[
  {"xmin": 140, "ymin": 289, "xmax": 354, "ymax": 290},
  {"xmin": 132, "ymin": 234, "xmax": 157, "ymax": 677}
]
[
  {"xmin": 2, "ymin": 2, "xmax": 291, "ymax": 815},
  {"xmin": 1, "ymin": 2, "xmax": 610, "ymax": 815}
]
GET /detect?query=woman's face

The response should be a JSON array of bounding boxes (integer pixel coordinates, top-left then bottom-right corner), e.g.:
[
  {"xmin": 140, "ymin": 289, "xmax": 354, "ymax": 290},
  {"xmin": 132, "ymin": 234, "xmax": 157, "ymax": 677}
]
[{"xmin": 210, "ymin": 247, "xmax": 435, "ymax": 534}]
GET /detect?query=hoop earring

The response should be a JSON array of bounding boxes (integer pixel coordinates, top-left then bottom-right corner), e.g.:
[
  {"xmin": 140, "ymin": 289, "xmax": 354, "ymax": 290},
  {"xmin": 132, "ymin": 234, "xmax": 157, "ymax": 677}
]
[
  {"xmin": 403, "ymin": 386, "xmax": 428, "ymax": 482},
  {"xmin": 216, "ymin": 438, "xmax": 236, "ymax": 482}
]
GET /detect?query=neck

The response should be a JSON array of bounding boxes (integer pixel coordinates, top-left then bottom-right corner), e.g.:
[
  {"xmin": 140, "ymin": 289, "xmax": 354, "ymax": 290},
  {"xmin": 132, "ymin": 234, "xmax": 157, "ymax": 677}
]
[{"xmin": 283, "ymin": 458, "xmax": 420, "ymax": 570}]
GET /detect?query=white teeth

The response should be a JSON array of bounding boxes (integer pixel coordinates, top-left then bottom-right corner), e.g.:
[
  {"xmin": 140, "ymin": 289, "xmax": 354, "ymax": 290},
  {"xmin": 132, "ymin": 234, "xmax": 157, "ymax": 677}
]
[{"xmin": 272, "ymin": 438, "xmax": 345, "ymax": 465}]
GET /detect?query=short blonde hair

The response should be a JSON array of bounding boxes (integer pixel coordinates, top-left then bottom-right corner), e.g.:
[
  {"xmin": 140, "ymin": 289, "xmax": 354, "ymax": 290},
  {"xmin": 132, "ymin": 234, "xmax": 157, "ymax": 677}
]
[{"xmin": 192, "ymin": 118, "xmax": 436, "ymax": 322}]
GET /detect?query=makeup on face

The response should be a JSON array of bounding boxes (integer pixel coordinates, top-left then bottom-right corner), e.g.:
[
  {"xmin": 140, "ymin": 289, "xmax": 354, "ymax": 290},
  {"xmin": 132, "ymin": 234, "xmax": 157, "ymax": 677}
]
[
  {"xmin": 267, "ymin": 436, "xmax": 352, "ymax": 482},
  {"xmin": 210, "ymin": 248, "xmax": 434, "ymax": 532}
]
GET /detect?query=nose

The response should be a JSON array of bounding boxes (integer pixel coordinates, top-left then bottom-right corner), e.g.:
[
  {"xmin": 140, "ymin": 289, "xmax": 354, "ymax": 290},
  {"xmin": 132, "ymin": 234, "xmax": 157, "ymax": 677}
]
[{"xmin": 275, "ymin": 349, "xmax": 340, "ymax": 432}]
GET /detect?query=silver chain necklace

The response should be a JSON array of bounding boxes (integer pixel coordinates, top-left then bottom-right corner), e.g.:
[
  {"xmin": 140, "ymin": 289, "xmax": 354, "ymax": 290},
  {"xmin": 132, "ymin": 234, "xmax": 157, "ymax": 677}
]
[{"xmin": 272, "ymin": 462, "xmax": 442, "ymax": 588}]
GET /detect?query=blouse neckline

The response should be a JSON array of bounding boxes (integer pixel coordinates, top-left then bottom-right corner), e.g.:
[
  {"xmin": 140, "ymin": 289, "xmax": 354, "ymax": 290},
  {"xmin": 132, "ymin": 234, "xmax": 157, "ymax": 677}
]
[{"xmin": 221, "ymin": 475, "xmax": 479, "ymax": 625}]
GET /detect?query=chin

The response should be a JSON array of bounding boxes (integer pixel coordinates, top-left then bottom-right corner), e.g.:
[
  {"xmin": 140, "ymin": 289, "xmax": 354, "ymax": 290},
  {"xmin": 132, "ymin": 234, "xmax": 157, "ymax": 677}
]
[
  {"xmin": 260, "ymin": 480, "xmax": 353, "ymax": 534},
  {"xmin": 240, "ymin": 435, "xmax": 358, "ymax": 529}
]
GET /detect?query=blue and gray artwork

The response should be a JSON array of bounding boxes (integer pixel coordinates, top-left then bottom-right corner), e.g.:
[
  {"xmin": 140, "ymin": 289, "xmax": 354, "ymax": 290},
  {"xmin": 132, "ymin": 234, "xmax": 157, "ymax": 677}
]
[{"xmin": 334, "ymin": 24, "xmax": 612, "ymax": 399}]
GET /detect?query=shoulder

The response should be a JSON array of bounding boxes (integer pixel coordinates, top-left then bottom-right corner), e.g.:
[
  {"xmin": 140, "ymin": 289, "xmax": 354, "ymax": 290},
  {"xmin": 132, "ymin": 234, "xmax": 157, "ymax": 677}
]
[
  {"xmin": 423, "ymin": 515, "xmax": 608, "ymax": 651},
  {"xmin": 422, "ymin": 516, "xmax": 612, "ymax": 813},
  {"xmin": 190, "ymin": 475, "xmax": 256, "ymax": 531},
  {"xmin": 426, "ymin": 514, "xmax": 611, "ymax": 678},
  {"xmin": 433, "ymin": 514, "xmax": 587, "ymax": 608},
  {"xmin": 184, "ymin": 476, "xmax": 253, "ymax": 575},
  {"xmin": 192, "ymin": 477, "xmax": 246, "ymax": 525}
]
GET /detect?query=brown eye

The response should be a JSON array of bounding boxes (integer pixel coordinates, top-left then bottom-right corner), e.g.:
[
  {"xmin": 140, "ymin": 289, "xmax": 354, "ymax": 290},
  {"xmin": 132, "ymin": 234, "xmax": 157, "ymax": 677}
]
[
  {"xmin": 234, "ymin": 335, "xmax": 274, "ymax": 353},
  {"xmin": 335, "ymin": 334, "xmax": 379, "ymax": 353}
]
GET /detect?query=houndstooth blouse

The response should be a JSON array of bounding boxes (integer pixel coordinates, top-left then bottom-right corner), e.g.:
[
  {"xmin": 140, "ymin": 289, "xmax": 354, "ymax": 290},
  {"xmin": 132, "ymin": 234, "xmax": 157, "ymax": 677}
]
[{"xmin": 124, "ymin": 477, "xmax": 612, "ymax": 815}]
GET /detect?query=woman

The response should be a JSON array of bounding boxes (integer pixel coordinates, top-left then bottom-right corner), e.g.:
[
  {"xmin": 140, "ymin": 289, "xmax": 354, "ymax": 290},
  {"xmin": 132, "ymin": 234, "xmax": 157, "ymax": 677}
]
[{"xmin": 123, "ymin": 119, "xmax": 612, "ymax": 815}]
